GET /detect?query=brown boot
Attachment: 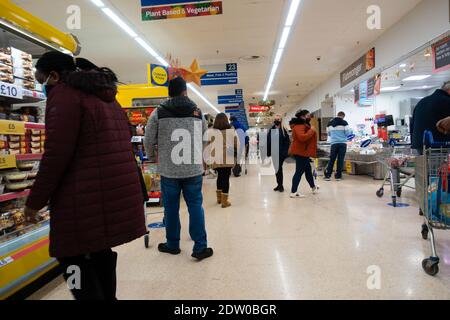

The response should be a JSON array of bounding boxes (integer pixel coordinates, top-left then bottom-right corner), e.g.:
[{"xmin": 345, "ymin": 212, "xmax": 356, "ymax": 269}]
[
  {"xmin": 221, "ymin": 194, "xmax": 231, "ymax": 208},
  {"xmin": 216, "ymin": 190, "xmax": 222, "ymax": 204}
]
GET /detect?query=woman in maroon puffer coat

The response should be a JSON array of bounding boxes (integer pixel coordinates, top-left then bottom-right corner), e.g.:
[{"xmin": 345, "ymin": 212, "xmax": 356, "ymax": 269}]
[{"xmin": 24, "ymin": 52, "xmax": 146, "ymax": 300}]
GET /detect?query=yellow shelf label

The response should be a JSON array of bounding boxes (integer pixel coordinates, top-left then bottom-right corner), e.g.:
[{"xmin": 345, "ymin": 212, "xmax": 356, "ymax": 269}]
[
  {"xmin": 0, "ymin": 154, "xmax": 17, "ymax": 169},
  {"xmin": 0, "ymin": 120, "xmax": 26, "ymax": 135}
]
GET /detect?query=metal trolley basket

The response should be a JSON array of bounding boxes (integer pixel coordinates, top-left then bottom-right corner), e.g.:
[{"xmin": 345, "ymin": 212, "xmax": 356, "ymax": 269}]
[
  {"xmin": 140, "ymin": 161, "xmax": 163, "ymax": 249},
  {"xmin": 415, "ymin": 131, "xmax": 450, "ymax": 276},
  {"xmin": 376, "ymin": 143, "xmax": 415, "ymax": 207}
]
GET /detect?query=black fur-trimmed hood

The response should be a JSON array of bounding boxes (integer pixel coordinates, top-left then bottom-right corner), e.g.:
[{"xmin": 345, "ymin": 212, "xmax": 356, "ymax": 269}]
[{"xmin": 66, "ymin": 70, "xmax": 118, "ymax": 102}]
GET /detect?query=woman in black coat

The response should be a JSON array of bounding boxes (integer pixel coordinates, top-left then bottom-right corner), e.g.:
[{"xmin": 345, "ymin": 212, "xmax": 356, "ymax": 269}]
[{"xmin": 267, "ymin": 115, "xmax": 291, "ymax": 192}]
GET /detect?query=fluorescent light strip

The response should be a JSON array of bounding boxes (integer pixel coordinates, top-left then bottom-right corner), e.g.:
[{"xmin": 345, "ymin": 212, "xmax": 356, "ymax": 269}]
[
  {"xmin": 187, "ymin": 84, "xmax": 221, "ymax": 114},
  {"xmin": 262, "ymin": 0, "xmax": 302, "ymax": 102},
  {"xmin": 102, "ymin": 8, "xmax": 137, "ymax": 38},
  {"xmin": 381, "ymin": 86, "xmax": 401, "ymax": 92},
  {"xmin": 90, "ymin": 0, "xmax": 105, "ymax": 7},
  {"xmin": 403, "ymin": 75, "xmax": 431, "ymax": 81},
  {"xmin": 91, "ymin": 2, "xmax": 217, "ymax": 113},
  {"xmin": 135, "ymin": 37, "xmax": 158, "ymax": 56},
  {"xmin": 285, "ymin": 0, "xmax": 301, "ymax": 26},
  {"xmin": 278, "ymin": 27, "xmax": 291, "ymax": 49}
]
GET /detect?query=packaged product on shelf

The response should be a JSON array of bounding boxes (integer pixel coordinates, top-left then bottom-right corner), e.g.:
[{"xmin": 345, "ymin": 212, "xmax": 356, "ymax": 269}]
[
  {"xmin": 10, "ymin": 47, "xmax": 32, "ymax": 68},
  {"xmin": 8, "ymin": 141, "xmax": 20, "ymax": 149},
  {"xmin": 13, "ymin": 78, "xmax": 35, "ymax": 90},
  {"xmin": 0, "ymin": 72, "xmax": 14, "ymax": 83},
  {"xmin": 0, "ymin": 63, "xmax": 13, "ymax": 74},
  {"xmin": 0, "ymin": 51, "xmax": 12, "ymax": 66},
  {"xmin": 31, "ymin": 135, "xmax": 40, "ymax": 142},
  {"xmin": 8, "ymin": 135, "xmax": 21, "ymax": 143},
  {"xmin": 6, "ymin": 181, "xmax": 29, "ymax": 192},
  {"xmin": 13, "ymin": 67, "xmax": 34, "ymax": 81},
  {"xmin": 31, "ymin": 147, "xmax": 41, "ymax": 154},
  {"xmin": 4, "ymin": 170, "xmax": 27, "ymax": 183},
  {"xmin": 17, "ymin": 161, "xmax": 35, "ymax": 171},
  {"xmin": 30, "ymin": 141, "xmax": 40, "ymax": 148},
  {"xmin": 27, "ymin": 171, "xmax": 38, "ymax": 179},
  {"xmin": 9, "ymin": 149, "xmax": 19, "ymax": 155}
]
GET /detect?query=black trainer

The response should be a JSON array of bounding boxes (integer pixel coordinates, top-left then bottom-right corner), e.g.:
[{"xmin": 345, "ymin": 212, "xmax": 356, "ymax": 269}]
[
  {"xmin": 192, "ymin": 248, "xmax": 214, "ymax": 261},
  {"xmin": 158, "ymin": 243, "xmax": 181, "ymax": 255}
]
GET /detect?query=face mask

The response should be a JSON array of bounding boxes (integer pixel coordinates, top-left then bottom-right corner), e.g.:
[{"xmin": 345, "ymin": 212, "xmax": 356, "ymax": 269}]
[
  {"xmin": 274, "ymin": 120, "xmax": 281, "ymax": 126},
  {"xmin": 42, "ymin": 75, "xmax": 53, "ymax": 98}
]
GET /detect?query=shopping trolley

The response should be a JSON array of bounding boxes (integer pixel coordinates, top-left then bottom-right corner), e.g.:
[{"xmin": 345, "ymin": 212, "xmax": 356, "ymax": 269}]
[
  {"xmin": 415, "ymin": 131, "xmax": 450, "ymax": 276},
  {"xmin": 375, "ymin": 142, "xmax": 415, "ymax": 207},
  {"xmin": 140, "ymin": 161, "xmax": 163, "ymax": 249}
]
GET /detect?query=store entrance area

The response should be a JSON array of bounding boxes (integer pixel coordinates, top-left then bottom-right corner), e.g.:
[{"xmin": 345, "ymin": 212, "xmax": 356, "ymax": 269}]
[{"xmin": 28, "ymin": 163, "xmax": 450, "ymax": 300}]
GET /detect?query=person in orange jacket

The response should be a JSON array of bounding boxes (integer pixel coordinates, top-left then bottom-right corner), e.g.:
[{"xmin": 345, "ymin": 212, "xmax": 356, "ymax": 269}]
[{"xmin": 288, "ymin": 110, "xmax": 319, "ymax": 198}]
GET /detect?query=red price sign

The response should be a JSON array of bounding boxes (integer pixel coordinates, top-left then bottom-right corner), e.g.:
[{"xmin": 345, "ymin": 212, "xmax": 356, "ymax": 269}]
[{"xmin": 249, "ymin": 106, "xmax": 270, "ymax": 113}]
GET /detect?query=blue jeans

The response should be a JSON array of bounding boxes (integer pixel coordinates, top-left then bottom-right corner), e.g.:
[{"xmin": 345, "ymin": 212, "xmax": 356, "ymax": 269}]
[
  {"xmin": 325, "ymin": 143, "xmax": 347, "ymax": 179},
  {"xmin": 161, "ymin": 175, "xmax": 207, "ymax": 254},
  {"xmin": 291, "ymin": 156, "xmax": 315, "ymax": 193}
]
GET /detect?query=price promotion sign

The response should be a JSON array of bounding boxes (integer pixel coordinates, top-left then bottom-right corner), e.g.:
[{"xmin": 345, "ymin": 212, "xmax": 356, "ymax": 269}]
[{"xmin": 0, "ymin": 81, "xmax": 23, "ymax": 100}]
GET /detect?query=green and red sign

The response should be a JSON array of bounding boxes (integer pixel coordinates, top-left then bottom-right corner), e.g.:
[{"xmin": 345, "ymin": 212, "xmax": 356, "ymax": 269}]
[{"xmin": 141, "ymin": 0, "xmax": 223, "ymax": 21}]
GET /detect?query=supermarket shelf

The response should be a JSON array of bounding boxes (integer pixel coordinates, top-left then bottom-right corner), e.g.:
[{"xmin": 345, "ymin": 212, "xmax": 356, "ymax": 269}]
[
  {"xmin": 24, "ymin": 123, "xmax": 45, "ymax": 130},
  {"xmin": 0, "ymin": 190, "xmax": 30, "ymax": 203},
  {"xmin": 16, "ymin": 154, "xmax": 43, "ymax": 161}
]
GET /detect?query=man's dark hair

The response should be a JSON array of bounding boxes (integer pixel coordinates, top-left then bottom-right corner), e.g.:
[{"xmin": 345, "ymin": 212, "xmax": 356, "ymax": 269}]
[
  {"xmin": 338, "ymin": 111, "xmax": 346, "ymax": 118},
  {"xmin": 169, "ymin": 77, "xmax": 187, "ymax": 97},
  {"xmin": 295, "ymin": 109, "xmax": 310, "ymax": 119}
]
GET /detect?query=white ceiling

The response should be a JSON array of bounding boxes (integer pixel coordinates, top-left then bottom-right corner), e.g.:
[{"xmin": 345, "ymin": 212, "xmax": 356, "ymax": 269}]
[{"xmin": 13, "ymin": 0, "xmax": 424, "ymax": 124}]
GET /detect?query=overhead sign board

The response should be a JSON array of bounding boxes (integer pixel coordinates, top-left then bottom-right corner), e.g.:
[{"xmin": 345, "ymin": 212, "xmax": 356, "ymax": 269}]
[
  {"xmin": 218, "ymin": 89, "xmax": 243, "ymax": 105},
  {"xmin": 340, "ymin": 48, "xmax": 375, "ymax": 88},
  {"xmin": 432, "ymin": 36, "xmax": 450, "ymax": 73},
  {"xmin": 150, "ymin": 64, "xmax": 169, "ymax": 87},
  {"xmin": 201, "ymin": 64, "xmax": 238, "ymax": 86},
  {"xmin": 141, "ymin": 1, "xmax": 223, "ymax": 21}
]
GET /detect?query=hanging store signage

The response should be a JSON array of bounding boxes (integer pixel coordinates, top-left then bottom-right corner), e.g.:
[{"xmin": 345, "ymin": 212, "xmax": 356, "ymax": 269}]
[
  {"xmin": 150, "ymin": 64, "xmax": 169, "ymax": 87},
  {"xmin": 340, "ymin": 48, "xmax": 376, "ymax": 88},
  {"xmin": 225, "ymin": 106, "xmax": 240, "ymax": 113},
  {"xmin": 432, "ymin": 36, "xmax": 450, "ymax": 73},
  {"xmin": 0, "ymin": 81, "xmax": 23, "ymax": 100},
  {"xmin": 231, "ymin": 102, "xmax": 249, "ymax": 129},
  {"xmin": 367, "ymin": 74, "xmax": 381, "ymax": 97},
  {"xmin": 141, "ymin": 0, "xmax": 223, "ymax": 21},
  {"xmin": 201, "ymin": 64, "xmax": 238, "ymax": 86},
  {"xmin": 249, "ymin": 105, "xmax": 270, "ymax": 113},
  {"xmin": 218, "ymin": 89, "xmax": 243, "ymax": 105}
]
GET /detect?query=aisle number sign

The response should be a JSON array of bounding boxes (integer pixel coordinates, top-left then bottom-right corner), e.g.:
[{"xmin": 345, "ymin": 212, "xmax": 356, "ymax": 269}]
[
  {"xmin": 141, "ymin": 0, "xmax": 223, "ymax": 21},
  {"xmin": 0, "ymin": 81, "xmax": 23, "ymax": 100},
  {"xmin": 201, "ymin": 64, "xmax": 238, "ymax": 86},
  {"xmin": 150, "ymin": 64, "xmax": 169, "ymax": 87},
  {"xmin": 0, "ymin": 155, "xmax": 17, "ymax": 170},
  {"xmin": 0, "ymin": 120, "xmax": 26, "ymax": 135}
]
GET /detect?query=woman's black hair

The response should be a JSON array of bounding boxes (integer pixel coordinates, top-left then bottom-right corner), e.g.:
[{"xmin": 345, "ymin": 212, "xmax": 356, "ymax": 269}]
[
  {"xmin": 36, "ymin": 51, "xmax": 119, "ymax": 94},
  {"xmin": 295, "ymin": 109, "xmax": 310, "ymax": 119},
  {"xmin": 35, "ymin": 51, "xmax": 76, "ymax": 79}
]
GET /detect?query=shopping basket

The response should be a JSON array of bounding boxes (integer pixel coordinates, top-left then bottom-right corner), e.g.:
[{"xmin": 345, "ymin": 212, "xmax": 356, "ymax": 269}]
[{"xmin": 416, "ymin": 131, "xmax": 450, "ymax": 276}]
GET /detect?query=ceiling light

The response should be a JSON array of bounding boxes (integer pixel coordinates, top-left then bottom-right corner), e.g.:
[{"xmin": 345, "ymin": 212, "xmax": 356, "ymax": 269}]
[
  {"xmin": 381, "ymin": 86, "xmax": 401, "ymax": 92},
  {"xmin": 262, "ymin": 0, "xmax": 302, "ymax": 102},
  {"xmin": 274, "ymin": 49, "xmax": 284, "ymax": 65},
  {"xmin": 156, "ymin": 56, "xmax": 169, "ymax": 67},
  {"xmin": 278, "ymin": 27, "xmax": 291, "ymax": 49},
  {"xmin": 90, "ymin": 0, "xmax": 105, "ymax": 7},
  {"xmin": 399, "ymin": 63, "xmax": 407, "ymax": 68},
  {"xmin": 90, "ymin": 2, "xmax": 218, "ymax": 114},
  {"xmin": 102, "ymin": 8, "xmax": 137, "ymax": 38},
  {"xmin": 187, "ymin": 84, "xmax": 220, "ymax": 114},
  {"xmin": 403, "ymin": 75, "xmax": 431, "ymax": 81},
  {"xmin": 135, "ymin": 37, "xmax": 157, "ymax": 56},
  {"xmin": 285, "ymin": 0, "xmax": 301, "ymax": 26}
]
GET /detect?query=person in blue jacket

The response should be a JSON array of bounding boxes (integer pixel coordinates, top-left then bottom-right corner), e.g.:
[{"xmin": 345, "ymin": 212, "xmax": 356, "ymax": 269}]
[{"xmin": 325, "ymin": 112, "xmax": 351, "ymax": 181}]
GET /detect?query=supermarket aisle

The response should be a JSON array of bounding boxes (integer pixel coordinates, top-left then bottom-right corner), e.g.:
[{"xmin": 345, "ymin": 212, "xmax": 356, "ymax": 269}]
[{"xmin": 29, "ymin": 163, "xmax": 450, "ymax": 300}]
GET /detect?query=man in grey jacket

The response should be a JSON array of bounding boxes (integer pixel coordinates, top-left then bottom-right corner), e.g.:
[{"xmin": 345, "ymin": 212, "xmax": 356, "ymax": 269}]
[{"xmin": 145, "ymin": 77, "xmax": 213, "ymax": 261}]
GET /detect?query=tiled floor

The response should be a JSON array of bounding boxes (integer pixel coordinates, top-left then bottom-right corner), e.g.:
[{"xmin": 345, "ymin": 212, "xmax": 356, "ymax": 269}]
[{"xmin": 28, "ymin": 163, "xmax": 450, "ymax": 300}]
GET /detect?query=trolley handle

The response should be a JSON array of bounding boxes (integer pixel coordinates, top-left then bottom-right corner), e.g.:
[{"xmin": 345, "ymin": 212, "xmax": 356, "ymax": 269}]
[{"xmin": 423, "ymin": 131, "xmax": 450, "ymax": 148}]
